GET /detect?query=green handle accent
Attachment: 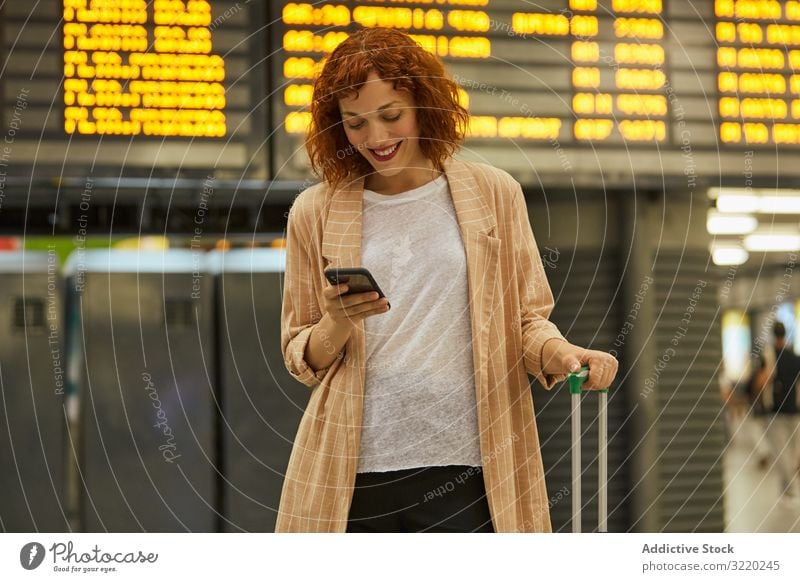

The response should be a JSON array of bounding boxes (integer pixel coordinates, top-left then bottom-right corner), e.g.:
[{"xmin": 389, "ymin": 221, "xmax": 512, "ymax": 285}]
[
  {"xmin": 567, "ymin": 365, "xmax": 609, "ymax": 394},
  {"xmin": 568, "ymin": 366, "xmax": 590, "ymax": 394}
]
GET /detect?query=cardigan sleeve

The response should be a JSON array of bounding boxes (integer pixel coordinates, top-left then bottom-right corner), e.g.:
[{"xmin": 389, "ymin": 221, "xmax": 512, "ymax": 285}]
[
  {"xmin": 280, "ymin": 196, "xmax": 336, "ymax": 389},
  {"xmin": 510, "ymin": 179, "xmax": 569, "ymax": 390}
]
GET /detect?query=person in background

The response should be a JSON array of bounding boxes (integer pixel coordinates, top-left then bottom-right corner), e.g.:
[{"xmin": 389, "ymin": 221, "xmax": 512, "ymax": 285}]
[
  {"xmin": 764, "ymin": 322, "xmax": 800, "ymax": 496},
  {"xmin": 748, "ymin": 354, "xmax": 771, "ymax": 417},
  {"xmin": 746, "ymin": 354, "xmax": 772, "ymax": 470}
]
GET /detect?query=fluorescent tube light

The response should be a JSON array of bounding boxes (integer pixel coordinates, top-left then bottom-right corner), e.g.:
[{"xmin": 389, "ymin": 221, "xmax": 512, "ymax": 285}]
[
  {"xmin": 711, "ymin": 246, "xmax": 749, "ymax": 265},
  {"xmin": 706, "ymin": 212, "xmax": 757, "ymax": 234},
  {"xmin": 744, "ymin": 233, "xmax": 800, "ymax": 252}
]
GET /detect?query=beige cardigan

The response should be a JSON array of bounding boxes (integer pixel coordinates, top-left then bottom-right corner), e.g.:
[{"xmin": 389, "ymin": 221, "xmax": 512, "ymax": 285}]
[{"xmin": 276, "ymin": 157, "xmax": 568, "ymax": 532}]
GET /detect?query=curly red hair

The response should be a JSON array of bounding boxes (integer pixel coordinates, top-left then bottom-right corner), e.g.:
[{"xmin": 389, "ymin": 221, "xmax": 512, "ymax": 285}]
[{"xmin": 304, "ymin": 27, "xmax": 469, "ymax": 190}]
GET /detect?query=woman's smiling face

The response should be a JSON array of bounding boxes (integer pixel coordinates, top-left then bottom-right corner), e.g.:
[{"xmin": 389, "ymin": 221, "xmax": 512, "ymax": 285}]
[{"xmin": 339, "ymin": 71, "xmax": 430, "ymax": 183}]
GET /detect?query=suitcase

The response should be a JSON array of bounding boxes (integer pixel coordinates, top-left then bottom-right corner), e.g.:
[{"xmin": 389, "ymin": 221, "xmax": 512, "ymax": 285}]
[{"xmin": 567, "ymin": 365, "xmax": 608, "ymax": 533}]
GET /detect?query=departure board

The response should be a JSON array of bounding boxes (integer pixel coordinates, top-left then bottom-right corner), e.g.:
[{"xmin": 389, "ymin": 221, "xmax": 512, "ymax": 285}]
[
  {"xmin": 62, "ymin": 0, "xmax": 227, "ymax": 137},
  {"xmin": 715, "ymin": 0, "xmax": 800, "ymax": 145},
  {"xmin": 271, "ymin": 0, "xmax": 679, "ymax": 179},
  {"xmin": 274, "ymin": 1, "xmax": 670, "ymax": 142},
  {"xmin": 568, "ymin": 0, "xmax": 668, "ymax": 143},
  {"xmin": 268, "ymin": 0, "xmax": 800, "ymax": 184},
  {"xmin": 1, "ymin": 0, "xmax": 267, "ymax": 177},
  {"xmin": 5, "ymin": 1, "xmax": 800, "ymax": 184}
]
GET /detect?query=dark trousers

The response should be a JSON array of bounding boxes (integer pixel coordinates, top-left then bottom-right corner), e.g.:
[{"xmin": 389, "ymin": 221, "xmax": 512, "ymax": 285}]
[{"xmin": 345, "ymin": 464, "xmax": 494, "ymax": 533}]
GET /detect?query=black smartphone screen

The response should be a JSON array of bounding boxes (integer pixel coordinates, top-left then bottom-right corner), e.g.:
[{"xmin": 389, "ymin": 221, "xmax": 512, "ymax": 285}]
[{"xmin": 324, "ymin": 267, "xmax": 385, "ymax": 298}]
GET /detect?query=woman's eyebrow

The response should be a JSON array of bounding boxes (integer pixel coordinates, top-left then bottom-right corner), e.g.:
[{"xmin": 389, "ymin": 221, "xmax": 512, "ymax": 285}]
[{"xmin": 341, "ymin": 100, "xmax": 402, "ymax": 117}]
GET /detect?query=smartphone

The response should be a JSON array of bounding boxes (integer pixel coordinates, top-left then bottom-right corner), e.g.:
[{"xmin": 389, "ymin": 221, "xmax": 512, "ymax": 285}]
[{"xmin": 324, "ymin": 267, "xmax": 386, "ymax": 298}]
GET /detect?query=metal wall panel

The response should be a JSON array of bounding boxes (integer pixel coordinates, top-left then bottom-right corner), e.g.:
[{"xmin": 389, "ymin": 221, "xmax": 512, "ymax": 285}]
[
  {"xmin": 0, "ymin": 252, "xmax": 69, "ymax": 532},
  {"xmin": 653, "ymin": 251, "xmax": 725, "ymax": 532},
  {"xmin": 66, "ymin": 250, "xmax": 216, "ymax": 532},
  {"xmin": 210, "ymin": 249, "xmax": 310, "ymax": 532},
  {"xmin": 534, "ymin": 249, "xmax": 630, "ymax": 533}
]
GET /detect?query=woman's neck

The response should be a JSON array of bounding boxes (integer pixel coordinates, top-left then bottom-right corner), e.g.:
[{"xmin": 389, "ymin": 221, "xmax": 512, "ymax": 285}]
[{"xmin": 363, "ymin": 165, "xmax": 442, "ymax": 196}]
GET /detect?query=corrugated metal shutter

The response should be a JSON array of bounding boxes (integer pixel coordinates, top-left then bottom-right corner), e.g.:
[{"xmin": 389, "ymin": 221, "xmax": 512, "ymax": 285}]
[
  {"xmin": 534, "ymin": 249, "xmax": 630, "ymax": 532},
  {"xmin": 653, "ymin": 250, "xmax": 725, "ymax": 532},
  {"xmin": 534, "ymin": 248, "xmax": 725, "ymax": 532}
]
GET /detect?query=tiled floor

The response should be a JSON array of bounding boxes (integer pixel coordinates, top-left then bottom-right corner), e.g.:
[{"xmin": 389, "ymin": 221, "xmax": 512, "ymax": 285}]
[{"xmin": 723, "ymin": 412, "xmax": 800, "ymax": 532}]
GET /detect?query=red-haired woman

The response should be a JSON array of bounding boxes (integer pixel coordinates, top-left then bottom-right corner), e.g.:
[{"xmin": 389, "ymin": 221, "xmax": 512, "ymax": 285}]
[{"xmin": 277, "ymin": 26, "xmax": 618, "ymax": 533}]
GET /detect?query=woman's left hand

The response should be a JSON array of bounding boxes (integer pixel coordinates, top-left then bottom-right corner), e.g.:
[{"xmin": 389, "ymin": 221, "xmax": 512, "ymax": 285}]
[{"xmin": 548, "ymin": 341, "xmax": 619, "ymax": 390}]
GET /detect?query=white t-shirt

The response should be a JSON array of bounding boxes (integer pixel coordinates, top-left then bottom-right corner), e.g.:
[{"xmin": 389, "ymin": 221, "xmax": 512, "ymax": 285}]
[{"xmin": 357, "ymin": 174, "xmax": 483, "ymax": 473}]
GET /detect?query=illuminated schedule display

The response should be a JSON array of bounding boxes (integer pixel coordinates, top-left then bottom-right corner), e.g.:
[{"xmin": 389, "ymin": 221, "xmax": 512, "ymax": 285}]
[
  {"xmin": 277, "ymin": 1, "xmax": 494, "ymax": 137},
  {"xmin": 715, "ymin": 0, "xmax": 800, "ymax": 145},
  {"xmin": 274, "ymin": 0, "xmax": 672, "ymax": 158},
  {"xmin": 9, "ymin": 0, "xmax": 800, "ymax": 181},
  {"xmin": 1, "ymin": 0, "xmax": 264, "ymax": 176},
  {"xmin": 62, "ymin": 0, "xmax": 227, "ymax": 137},
  {"xmin": 567, "ymin": 0, "xmax": 668, "ymax": 143},
  {"xmin": 506, "ymin": 0, "xmax": 669, "ymax": 142}
]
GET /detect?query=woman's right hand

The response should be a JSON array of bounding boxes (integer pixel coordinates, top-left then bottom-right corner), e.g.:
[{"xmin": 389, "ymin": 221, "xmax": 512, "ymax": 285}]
[{"xmin": 322, "ymin": 283, "xmax": 390, "ymax": 328}]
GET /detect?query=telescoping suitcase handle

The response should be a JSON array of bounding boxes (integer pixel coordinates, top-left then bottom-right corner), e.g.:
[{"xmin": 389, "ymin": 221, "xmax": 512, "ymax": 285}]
[{"xmin": 567, "ymin": 365, "xmax": 608, "ymax": 533}]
